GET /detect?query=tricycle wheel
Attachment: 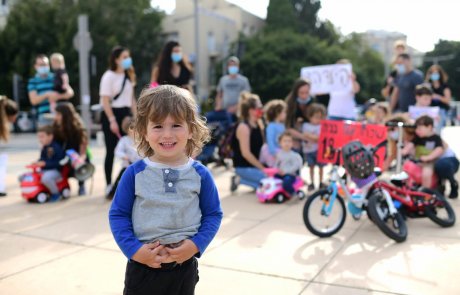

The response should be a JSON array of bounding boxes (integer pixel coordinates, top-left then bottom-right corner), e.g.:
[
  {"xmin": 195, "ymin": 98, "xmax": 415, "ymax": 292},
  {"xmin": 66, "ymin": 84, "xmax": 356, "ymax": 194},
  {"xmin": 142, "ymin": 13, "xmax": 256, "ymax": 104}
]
[{"xmin": 275, "ymin": 193, "xmax": 285, "ymax": 203}]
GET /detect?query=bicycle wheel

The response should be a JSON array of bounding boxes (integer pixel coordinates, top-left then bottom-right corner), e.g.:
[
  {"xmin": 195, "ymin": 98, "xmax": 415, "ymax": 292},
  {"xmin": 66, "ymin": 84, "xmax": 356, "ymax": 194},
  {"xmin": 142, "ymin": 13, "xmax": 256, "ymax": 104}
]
[
  {"xmin": 303, "ymin": 189, "xmax": 347, "ymax": 238},
  {"xmin": 367, "ymin": 190, "xmax": 407, "ymax": 243},
  {"xmin": 421, "ymin": 188, "xmax": 456, "ymax": 227}
]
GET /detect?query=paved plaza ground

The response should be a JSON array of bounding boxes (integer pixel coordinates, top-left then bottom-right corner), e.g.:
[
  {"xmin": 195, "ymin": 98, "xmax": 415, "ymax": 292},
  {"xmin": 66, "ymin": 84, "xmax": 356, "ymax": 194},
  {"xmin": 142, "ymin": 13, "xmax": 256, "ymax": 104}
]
[{"xmin": 1, "ymin": 128, "xmax": 460, "ymax": 295}]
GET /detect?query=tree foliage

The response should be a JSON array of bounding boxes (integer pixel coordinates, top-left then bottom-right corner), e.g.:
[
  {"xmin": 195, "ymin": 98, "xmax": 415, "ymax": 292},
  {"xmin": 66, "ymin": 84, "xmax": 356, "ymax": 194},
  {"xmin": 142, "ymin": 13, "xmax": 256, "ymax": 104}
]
[
  {"xmin": 0, "ymin": 0, "xmax": 163, "ymax": 106},
  {"xmin": 239, "ymin": 0, "xmax": 384, "ymax": 104}
]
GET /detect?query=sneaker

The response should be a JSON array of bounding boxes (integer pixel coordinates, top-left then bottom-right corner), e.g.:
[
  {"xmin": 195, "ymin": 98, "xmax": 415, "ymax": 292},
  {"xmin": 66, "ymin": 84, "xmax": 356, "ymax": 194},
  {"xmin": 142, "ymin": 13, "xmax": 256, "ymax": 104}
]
[
  {"xmin": 230, "ymin": 175, "xmax": 239, "ymax": 192},
  {"xmin": 105, "ymin": 184, "xmax": 113, "ymax": 199},
  {"xmin": 449, "ymin": 180, "xmax": 458, "ymax": 199},
  {"xmin": 49, "ymin": 193, "xmax": 61, "ymax": 202},
  {"xmin": 308, "ymin": 184, "xmax": 315, "ymax": 192},
  {"xmin": 78, "ymin": 185, "xmax": 86, "ymax": 196}
]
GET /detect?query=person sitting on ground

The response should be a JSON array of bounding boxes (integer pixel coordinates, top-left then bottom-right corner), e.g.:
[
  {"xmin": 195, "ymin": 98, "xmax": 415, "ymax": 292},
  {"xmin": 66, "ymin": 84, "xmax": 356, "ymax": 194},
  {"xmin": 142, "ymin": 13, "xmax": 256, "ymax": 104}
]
[
  {"xmin": 32, "ymin": 125, "xmax": 65, "ymax": 202},
  {"xmin": 259, "ymin": 99, "xmax": 286, "ymax": 167},
  {"xmin": 53, "ymin": 103, "xmax": 89, "ymax": 196},
  {"xmin": 230, "ymin": 92, "xmax": 266, "ymax": 192},
  {"xmin": 401, "ymin": 115, "xmax": 444, "ymax": 189},
  {"xmin": 106, "ymin": 116, "xmax": 141, "ymax": 200},
  {"xmin": 302, "ymin": 103, "xmax": 327, "ymax": 191},
  {"xmin": 274, "ymin": 132, "xmax": 303, "ymax": 196}
]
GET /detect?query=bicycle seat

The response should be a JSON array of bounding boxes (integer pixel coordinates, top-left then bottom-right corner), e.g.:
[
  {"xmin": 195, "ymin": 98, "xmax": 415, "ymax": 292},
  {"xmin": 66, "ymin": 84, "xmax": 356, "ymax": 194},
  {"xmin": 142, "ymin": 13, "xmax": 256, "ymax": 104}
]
[{"xmin": 390, "ymin": 171, "xmax": 409, "ymax": 187}]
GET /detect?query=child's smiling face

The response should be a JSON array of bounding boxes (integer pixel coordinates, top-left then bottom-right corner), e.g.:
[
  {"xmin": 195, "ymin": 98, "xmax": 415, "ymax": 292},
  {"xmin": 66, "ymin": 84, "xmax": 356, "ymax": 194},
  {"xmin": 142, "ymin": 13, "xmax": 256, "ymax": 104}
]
[{"xmin": 145, "ymin": 115, "xmax": 192, "ymax": 165}]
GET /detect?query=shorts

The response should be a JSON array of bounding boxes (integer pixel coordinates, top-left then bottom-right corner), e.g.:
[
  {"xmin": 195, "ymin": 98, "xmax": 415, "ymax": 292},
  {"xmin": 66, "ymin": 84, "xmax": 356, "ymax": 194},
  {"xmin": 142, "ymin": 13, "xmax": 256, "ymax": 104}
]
[{"xmin": 305, "ymin": 151, "xmax": 325, "ymax": 167}]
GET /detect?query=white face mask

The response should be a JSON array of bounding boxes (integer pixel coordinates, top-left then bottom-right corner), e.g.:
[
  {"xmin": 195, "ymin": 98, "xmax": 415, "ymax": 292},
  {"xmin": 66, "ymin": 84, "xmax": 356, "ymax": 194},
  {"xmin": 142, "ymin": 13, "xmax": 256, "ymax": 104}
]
[{"xmin": 389, "ymin": 130, "xmax": 399, "ymax": 141}]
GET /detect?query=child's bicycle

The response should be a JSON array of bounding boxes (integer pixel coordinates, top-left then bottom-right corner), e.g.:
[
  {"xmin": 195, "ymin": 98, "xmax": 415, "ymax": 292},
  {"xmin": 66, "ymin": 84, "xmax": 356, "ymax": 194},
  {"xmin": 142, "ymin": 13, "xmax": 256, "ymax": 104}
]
[
  {"xmin": 303, "ymin": 140, "xmax": 408, "ymax": 242},
  {"xmin": 379, "ymin": 121, "xmax": 456, "ymax": 227}
]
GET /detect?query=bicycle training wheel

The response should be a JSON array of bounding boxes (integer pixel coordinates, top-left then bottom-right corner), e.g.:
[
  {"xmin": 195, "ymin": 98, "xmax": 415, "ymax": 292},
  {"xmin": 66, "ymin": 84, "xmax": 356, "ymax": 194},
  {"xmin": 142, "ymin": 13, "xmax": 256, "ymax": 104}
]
[
  {"xmin": 421, "ymin": 188, "xmax": 456, "ymax": 227},
  {"xmin": 367, "ymin": 190, "xmax": 407, "ymax": 243},
  {"xmin": 303, "ymin": 189, "xmax": 346, "ymax": 238}
]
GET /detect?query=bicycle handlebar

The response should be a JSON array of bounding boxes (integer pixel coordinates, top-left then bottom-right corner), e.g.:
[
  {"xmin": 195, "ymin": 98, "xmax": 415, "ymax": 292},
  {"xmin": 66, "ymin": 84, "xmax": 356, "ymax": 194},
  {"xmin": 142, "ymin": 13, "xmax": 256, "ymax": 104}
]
[{"xmin": 385, "ymin": 121, "xmax": 415, "ymax": 128}]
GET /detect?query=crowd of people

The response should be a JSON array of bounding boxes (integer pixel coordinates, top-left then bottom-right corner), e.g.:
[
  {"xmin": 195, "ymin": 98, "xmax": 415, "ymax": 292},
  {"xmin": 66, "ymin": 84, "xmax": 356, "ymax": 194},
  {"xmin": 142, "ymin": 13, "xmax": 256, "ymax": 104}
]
[{"xmin": 0, "ymin": 38, "xmax": 459, "ymax": 294}]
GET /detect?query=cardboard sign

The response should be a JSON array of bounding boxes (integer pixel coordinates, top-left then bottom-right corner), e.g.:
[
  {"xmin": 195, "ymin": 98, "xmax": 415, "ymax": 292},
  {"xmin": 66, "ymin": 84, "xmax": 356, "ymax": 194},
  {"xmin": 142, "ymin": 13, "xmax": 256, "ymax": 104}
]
[
  {"xmin": 300, "ymin": 64, "xmax": 353, "ymax": 95},
  {"xmin": 317, "ymin": 120, "xmax": 387, "ymax": 168}
]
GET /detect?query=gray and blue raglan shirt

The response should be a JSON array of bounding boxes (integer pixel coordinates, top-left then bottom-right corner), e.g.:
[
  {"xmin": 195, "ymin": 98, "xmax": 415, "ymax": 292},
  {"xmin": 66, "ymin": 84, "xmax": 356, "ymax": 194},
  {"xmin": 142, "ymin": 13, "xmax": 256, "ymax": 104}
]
[{"xmin": 109, "ymin": 158, "xmax": 223, "ymax": 259}]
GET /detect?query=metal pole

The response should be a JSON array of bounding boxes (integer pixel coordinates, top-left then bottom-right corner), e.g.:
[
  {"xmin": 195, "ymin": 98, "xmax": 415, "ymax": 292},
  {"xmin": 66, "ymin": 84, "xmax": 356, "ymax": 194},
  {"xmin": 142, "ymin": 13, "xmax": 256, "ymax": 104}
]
[
  {"xmin": 194, "ymin": 0, "xmax": 200, "ymax": 101},
  {"xmin": 76, "ymin": 15, "xmax": 92, "ymax": 137}
]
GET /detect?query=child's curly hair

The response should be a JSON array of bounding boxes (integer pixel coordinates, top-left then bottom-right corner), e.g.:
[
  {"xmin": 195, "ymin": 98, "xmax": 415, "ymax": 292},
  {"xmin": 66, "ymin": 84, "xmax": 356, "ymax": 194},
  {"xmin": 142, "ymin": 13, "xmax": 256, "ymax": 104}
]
[{"xmin": 134, "ymin": 85, "xmax": 210, "ymax": 158}]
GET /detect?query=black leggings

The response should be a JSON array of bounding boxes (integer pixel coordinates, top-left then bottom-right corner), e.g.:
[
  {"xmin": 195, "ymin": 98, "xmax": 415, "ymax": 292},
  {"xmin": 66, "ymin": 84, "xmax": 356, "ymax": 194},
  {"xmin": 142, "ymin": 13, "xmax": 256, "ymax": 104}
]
[{"xmin": 101, "ymin": 107, "xmax": 131, "ymax": 185}]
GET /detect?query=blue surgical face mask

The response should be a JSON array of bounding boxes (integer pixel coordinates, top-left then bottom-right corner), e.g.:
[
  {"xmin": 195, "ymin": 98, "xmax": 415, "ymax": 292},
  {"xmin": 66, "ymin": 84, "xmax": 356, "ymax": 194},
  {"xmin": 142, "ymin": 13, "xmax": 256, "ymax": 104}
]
[
  {"xmin": 389, "ymin": 130, "xmax": 399, "ymax": 141},
  {"xmin": 171, "ymin": 52, "xmax": 182, "ymax": 63},
  {"xmin": 396, "ymin": 64, "xmax": 406, "ymax": 75},
  {"xmin": 296, "ymin": 97, "xmax": 312, "ymax": 105},
  {"xmin": 37, "ymin": 66, "xmax": 50, "ymax": 75},
  {"xmin": 228, "ymin": 65, "xmax": 239, "ymax": 75},
  {"xmin": 431, "ymin": 72, "xmax": 440, "ymax": 81},
  {"xmin": 121, "ymin": 57, "xmax": 132, "ymax": 70}
]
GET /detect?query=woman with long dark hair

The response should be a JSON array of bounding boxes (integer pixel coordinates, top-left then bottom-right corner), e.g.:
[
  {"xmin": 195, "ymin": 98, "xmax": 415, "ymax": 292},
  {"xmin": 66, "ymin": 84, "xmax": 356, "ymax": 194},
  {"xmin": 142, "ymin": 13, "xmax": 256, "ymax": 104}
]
[
  {"xmin": 99, "ymin": 46, "xmax": 137, "ymax": 196},
  {"xmin": 425, "ymin": 64, "xmax": 452, "ymax": 129},
  {"xmin": 53, "ymin": 103, "xmax": 89, "ymax": 195},
  {"xmin": 150, "ymin": 41, "xmax": 193, "ymax": 92}
]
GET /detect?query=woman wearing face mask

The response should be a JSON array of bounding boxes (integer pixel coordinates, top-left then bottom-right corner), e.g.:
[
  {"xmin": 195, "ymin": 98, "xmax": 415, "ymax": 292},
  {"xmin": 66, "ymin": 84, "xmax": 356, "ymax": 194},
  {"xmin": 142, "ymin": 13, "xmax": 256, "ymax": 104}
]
[
  {"xmin": 425, "ymin": 64, "xmax": 452, "ymax": 129},
  {"xmin": 150, "ymin": 41, "xmax": 193, "ymax": 92},
  {"xmin": 285, "ymin": 78, "xmax": 318, "ymax": 154},
  {"xmin": 229, "ymin": 92, "xmax": 266, "ymax": 192},
  {"xmin": 99, "ymin": 46, "xmax": 137, "ymax": 197}
]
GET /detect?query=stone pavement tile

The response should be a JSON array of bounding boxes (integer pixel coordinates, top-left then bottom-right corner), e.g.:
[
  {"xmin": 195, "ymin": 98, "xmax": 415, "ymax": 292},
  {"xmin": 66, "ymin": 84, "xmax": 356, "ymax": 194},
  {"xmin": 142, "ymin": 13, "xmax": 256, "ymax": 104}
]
[
  {"xmin": 206, "ymin": 216, "xmax": 260, "ymax": 251},
  {"xmin": 0, "ymin": 194, "xmax": 110, "ymax": 234},
  {"xmin": 219, "ymin": 191, "xmax": 293, "ymax": 221},
  {"xmin": 313, "ymin": 230, "xmax": 460, "ymax": 295},
  {"xmin": 0, "ymin": 247, "xmax": 124, "ymax": 295},
  {"xmin": 0, "ymin": 232, "xmax": 83, "ymax": 279},
  {"xmin": 200, "ymin": 219, "xmax": 354, "ymax": 281},
  {"xmin": 195, "ymin": 264, "xmax": 307, "ymax": 295},
  {"xmin": 301, "ymin": 282, "xmax": 396, "ymax": 295},
  {"xmin": 20, "ymin": 209, "xmax": 113, "ymax": 247}
]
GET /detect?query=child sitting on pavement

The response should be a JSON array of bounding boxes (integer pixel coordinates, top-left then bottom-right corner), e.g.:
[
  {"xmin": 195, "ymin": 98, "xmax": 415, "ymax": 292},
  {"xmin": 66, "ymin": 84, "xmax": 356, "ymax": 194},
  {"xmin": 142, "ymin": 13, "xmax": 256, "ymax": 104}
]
[
  {"xmin": 32, "ymin": 125, "xmax": 65, "ymax": 202},
  {"xmin": 402, "ymin": 115, "xmax": 444, "ymax": 189},
  {"xmin": 259, "ymin": 99, "xmax": 286, "ymax": 167},
  {"xmin": 302, "ymin": 103, "xmax": 327, "ymax": 191},
  {"xmin": 275, "ymin": 132, "xmax": 303, "ymax": 196},
  {"xmin": 106, "ymin": 116, "xmax": 141, "ymax": 200}
]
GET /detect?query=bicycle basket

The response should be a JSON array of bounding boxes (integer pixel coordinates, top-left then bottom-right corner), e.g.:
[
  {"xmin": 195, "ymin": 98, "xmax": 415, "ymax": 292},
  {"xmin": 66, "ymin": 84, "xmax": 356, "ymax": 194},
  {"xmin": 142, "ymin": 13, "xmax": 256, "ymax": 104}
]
[{"xmin": 342, "ymin": 141, "xmax": 375, "ymax": 179}]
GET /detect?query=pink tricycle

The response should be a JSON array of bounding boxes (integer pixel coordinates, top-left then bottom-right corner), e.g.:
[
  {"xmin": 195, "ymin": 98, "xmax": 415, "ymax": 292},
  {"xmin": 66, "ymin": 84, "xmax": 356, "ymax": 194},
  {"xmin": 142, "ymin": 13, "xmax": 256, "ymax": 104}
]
[{"xmin": 256, "ymin": 168, "xmax": 306, "ymax": 203}]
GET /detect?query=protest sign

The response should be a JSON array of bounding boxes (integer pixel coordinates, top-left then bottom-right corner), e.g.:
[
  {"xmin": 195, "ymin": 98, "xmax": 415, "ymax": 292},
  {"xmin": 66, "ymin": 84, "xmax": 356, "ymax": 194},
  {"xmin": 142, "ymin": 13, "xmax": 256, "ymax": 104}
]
[
  {"xmin": 300, "ymin": 64, "xmax": 352, "ymax": 95},
  {"xmin": 317, "ymin": 120, "xmax": 387, "ymax": 168}
]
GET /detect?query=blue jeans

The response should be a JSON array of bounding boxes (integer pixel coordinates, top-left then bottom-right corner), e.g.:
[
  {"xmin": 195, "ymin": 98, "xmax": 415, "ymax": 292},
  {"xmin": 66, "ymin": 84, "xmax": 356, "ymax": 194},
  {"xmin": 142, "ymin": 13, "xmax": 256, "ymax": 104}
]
[
  {"xmin": 434, "ymin": 157, "xmax": 459, "ymax": 183},
  {"xmin": 235, "ymin": 167, "xmax": 265, "ymax": 189},
  {"xmin": 276, "ymin": 174, "xmax": 296, "ymax": 194}
]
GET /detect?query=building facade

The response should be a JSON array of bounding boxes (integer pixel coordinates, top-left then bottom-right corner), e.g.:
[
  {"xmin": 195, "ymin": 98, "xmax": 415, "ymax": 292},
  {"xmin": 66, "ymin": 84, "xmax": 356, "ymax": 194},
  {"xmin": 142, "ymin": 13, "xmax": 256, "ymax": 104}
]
[{"xmin": 161, "ymin": 0, "xmax": 265, "ymax": 100}]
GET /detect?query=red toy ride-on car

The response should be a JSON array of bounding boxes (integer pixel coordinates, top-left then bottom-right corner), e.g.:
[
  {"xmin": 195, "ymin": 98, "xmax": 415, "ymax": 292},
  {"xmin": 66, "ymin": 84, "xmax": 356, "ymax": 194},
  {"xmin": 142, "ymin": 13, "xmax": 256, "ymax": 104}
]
[{"xmin": 19, "ymin": 164, "xmax": 71, "ymax": 203}]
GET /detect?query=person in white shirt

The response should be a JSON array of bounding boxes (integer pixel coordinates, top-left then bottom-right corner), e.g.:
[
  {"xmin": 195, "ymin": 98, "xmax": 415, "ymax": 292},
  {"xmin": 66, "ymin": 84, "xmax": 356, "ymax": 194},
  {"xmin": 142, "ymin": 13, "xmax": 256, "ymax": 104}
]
[{"xmin": 99, "ymin": 46, "xmax": 137, "ymax": 196}]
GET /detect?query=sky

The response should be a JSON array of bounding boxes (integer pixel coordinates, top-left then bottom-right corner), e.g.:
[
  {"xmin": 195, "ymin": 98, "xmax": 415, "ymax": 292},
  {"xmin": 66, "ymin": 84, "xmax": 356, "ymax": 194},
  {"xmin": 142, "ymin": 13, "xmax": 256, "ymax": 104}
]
[{"xmin": 150, "ymin": 0, "xmax": 460, "ymax": 53}]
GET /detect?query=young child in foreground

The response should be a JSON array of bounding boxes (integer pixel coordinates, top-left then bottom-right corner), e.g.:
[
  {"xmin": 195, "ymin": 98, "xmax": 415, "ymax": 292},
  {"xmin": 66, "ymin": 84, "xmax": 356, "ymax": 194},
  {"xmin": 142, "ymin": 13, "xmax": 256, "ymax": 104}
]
[
  {"xmin": 275, "ymin": 132, "xmax": 303, "ymax": 196},
  {"xmin": 109, "ymin": 85, "xmax": 223, "ymax": 295},
  {"xmin": 33, "ymin": 125, "xmax": 65, "ymax": 202}
]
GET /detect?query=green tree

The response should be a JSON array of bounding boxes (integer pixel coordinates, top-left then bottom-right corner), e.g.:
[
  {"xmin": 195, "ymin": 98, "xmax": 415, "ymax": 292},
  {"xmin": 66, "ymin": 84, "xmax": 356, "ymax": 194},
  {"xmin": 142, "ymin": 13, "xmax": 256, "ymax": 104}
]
[
  {"xmin": 0, "ymin": 0, "xmax": 163, "ymax": 106},
  {"xmin": 422, "ymin": 40, "xmax": 460, "ymax": 100}
]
